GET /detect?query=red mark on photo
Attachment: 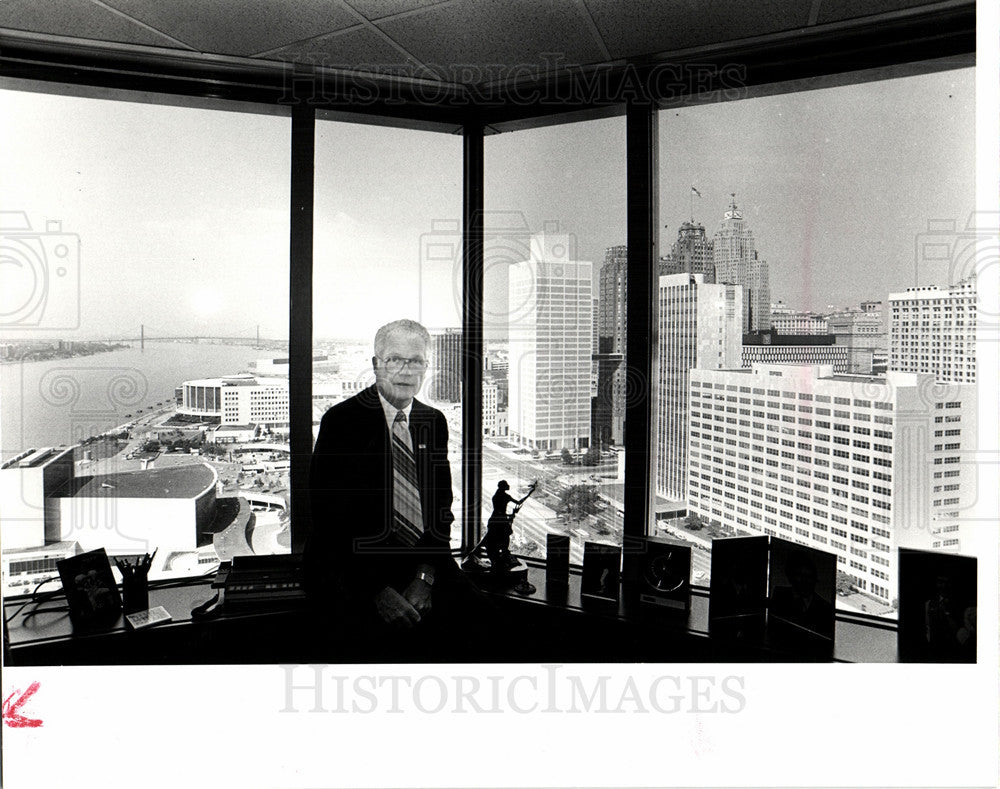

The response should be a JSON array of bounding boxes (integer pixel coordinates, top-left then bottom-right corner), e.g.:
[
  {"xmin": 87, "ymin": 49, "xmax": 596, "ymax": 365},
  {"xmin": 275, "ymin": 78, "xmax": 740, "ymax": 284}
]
[{"xmin": 2, "ymin": 681, "xmax": 44, "ymax": 728}]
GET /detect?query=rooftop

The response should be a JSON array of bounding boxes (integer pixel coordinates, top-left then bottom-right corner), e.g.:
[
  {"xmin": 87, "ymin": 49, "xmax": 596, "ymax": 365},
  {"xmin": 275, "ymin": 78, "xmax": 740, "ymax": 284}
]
[
  {"xmin": 1, "ymin": 446, "xmax": 74, "ymax": 470},
  {"xmin": 182, "ymin": 375, "xmax": 288, "ymax": 388},
  {"xmin": 61, "ymin": 463, "xmax": 217, "ymax": 500}
]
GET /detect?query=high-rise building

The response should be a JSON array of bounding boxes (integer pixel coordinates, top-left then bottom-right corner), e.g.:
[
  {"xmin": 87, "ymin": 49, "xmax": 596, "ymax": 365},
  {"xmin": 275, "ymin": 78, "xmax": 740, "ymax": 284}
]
[
  {"xmin": 508, "ymin": 233, "xmax": 593, "ymax": 451},
  {"xmin": 655, "ymin": 273, "xmax": 742, "ymax": 500},
  {"xmin": 483, "ymin": 379, "xmax": 498, "ymax": 436},
  {"xmin": 429, "ymin": 327, "xmax": 462, "ymax": 402},
  {"xmin": 595, "ymin": 245, "xmax": 628, "ymax": 447},
  {"xmin": 889, "ymin": 275, "xmax": 977, "ymax": 383},
  {"xmin": 592, "ymin": 351, "xmax": 624, "ymax": 448},
  {"xmin": 597, "ymin": 245, "xmax": 627, "ymax": 355},
  {"xmin": 713, "ymin": 196, "xmax": 771, "ymax": 333},
  {"xmin": 688, "ymin": 364, "xmax": 976, "ymax": 603},
  {"xmin": 659, "ymin": 221, "xmax": 715, "ymax": 282},
  {"xmin": 827, "ymin": 302, "xmax": 886, "ymax": 375}
]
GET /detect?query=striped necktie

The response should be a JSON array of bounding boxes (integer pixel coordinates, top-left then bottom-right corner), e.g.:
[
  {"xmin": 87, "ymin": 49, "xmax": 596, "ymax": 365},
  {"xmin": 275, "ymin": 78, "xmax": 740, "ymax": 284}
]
[{"xmin": 391, "ymin": 410, "xmax": 423, "ymax": 545}]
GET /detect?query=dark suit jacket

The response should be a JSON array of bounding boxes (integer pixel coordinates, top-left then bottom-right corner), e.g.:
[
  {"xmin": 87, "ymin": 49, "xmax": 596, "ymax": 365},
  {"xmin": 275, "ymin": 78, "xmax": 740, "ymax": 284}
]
[{"xmin": 305, "ymin": 384, "xmax": 457, "ymax": 609}]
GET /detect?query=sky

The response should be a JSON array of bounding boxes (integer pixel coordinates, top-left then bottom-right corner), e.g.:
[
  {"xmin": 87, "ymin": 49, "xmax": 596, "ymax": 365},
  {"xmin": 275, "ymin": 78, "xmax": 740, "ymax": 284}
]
[{"xmin": 0, "ymin": 66, "xmax": 974, "ymax": 343}]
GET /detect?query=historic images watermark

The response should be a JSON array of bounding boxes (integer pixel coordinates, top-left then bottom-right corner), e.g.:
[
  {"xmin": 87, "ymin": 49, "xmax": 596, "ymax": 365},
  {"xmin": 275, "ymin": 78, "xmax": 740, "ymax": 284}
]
[
  {"xmin": 279, "ymin": 664, "xmax": 747, "ymax": 715},
  {"xmin": 277, "ymin": 54, "xmax": 748, "ymax": 109}
]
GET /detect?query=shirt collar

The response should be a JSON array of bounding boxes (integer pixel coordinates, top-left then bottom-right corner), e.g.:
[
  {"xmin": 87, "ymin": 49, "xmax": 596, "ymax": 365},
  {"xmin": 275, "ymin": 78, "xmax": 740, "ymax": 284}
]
[{"xmin": 377, "ymin": 389, "xmax": 413, "ymax": 432}]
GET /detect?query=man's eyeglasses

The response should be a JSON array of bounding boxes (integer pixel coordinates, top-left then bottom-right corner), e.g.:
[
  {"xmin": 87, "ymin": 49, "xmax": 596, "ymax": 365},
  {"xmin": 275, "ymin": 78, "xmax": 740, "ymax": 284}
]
[{"xmin": 378, "ymin": 356, "xmax": 428, "ymax": 373}]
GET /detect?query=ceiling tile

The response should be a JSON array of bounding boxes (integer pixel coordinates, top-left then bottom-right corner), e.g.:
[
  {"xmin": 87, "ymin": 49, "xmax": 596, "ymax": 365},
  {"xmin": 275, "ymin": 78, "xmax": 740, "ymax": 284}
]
[
  {"xmin": 376, "ymin": 0, "xmax": 606, "ymax": 81},
  {"xmin": 0, "ymin": 0, "xmax": 177, "ymax": 48},
  {"xmin": 99, "ymin": 0, "xmax": 360, "ymax": 56},
  {"xmin": 269, "ymin": 27, "xmax": 428, "ymax": 77},
  {"xmin": 345, "ymin": 0, "xmax": 449, "ymax": 22},
  {"xmin": 816, "ymin": 0, "xmax": 948, "ymax": 25},
  {"xmin": 587, "ymin": 0, "xmax": 811, "ymax": 59}
]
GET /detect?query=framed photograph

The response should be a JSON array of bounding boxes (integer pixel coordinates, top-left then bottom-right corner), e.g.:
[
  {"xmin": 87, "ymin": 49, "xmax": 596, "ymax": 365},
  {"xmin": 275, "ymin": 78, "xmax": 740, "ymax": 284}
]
[
  {"xmin": 898, "ymin": 548, "xmax": 977, "ymax": 663},
  {"xmin": 581, "ymin": 541, "xmax": 621, "ymax": 604},
  {"xmin": 767, "ymin": 538, "xmax": 837, "ymax": 652},
  {"xmin": 637, "ymin": 537, "xmax": 691, "ymax": 611},
  {"xmin": 56, "ymin": 548, "xmax": 122, "ymax": 630},
  {"xmin": 545, "ymin": 533, "xmax": 570, "ymax": 587},
  {"xmin": 708, "ymin": 535, "xmax": 769, "ymax": 641}
]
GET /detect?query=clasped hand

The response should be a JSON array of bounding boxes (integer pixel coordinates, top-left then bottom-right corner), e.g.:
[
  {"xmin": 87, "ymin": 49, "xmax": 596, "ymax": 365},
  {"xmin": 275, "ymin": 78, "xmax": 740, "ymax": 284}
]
[{"xmin": 374, "ymin": 578, "xmax": 432, "ymax": 629}]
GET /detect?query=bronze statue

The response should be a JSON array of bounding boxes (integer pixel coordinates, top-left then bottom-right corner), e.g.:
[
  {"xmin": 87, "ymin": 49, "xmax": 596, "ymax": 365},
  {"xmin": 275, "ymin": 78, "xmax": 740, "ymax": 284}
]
[
  {"xmin": 463, "ymin": 480, "xmax": 538, "ymax": 594},
  {"xmin": 485, "ymin": 479, "xmax": 536, "ymax": 573}
]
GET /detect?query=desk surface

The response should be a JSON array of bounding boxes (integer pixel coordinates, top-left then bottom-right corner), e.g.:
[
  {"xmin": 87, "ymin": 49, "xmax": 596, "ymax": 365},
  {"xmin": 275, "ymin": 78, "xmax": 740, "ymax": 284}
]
[{"xmin": 4, "ymin": 568, "xmax": 899, "ymax": 664}]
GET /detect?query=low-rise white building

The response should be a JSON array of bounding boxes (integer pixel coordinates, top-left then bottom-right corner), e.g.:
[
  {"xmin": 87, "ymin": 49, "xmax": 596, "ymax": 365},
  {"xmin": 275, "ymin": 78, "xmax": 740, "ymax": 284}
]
[
  {"xmin": 56, "ymin": 462, "xmax": 218, "ymax": 556},
  {"xmin": 0, "ymin": 446, "xmax": 75, "ymax": 550},
  {"xmin": 179, "ymin": 374, "xmax": 289, "ymax": 428}
]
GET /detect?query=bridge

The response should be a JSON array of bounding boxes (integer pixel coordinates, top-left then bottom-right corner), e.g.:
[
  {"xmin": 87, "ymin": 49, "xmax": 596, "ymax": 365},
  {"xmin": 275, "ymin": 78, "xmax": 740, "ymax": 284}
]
[{"xmin": 115, "ymin": 325, "xmax": 287, "ymax": 350}]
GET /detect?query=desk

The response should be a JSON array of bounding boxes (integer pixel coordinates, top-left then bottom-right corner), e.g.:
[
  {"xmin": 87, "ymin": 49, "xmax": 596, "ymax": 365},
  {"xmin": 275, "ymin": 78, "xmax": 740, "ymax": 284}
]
[
  {"xmin": 4, "ymin": 580, "xmax": 311, "ymax": 665},
  {"xmin": 4, "ymin": 568, "xmax": 898, "ymax": 665}
]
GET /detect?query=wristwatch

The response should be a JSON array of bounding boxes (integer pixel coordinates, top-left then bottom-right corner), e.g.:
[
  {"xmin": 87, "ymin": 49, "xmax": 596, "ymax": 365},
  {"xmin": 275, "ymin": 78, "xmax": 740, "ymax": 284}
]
[{"xmin": 416, "ymin": 570, "xmax": 435, "ymax": 586}]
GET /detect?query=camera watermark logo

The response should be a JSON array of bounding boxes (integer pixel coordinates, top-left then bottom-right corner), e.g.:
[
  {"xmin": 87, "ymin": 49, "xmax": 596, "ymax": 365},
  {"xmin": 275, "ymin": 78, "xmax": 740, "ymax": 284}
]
[
  {"xmin": 419, "ymin": 212, "xmax": 579, "ymax": 336},
  {"xmin": 915, "ymin": 212, "xmax": 996, "ymax": 329},
  {"xmin": 0, "ymin": 211, "xmax": 81, "ymax": 330}
]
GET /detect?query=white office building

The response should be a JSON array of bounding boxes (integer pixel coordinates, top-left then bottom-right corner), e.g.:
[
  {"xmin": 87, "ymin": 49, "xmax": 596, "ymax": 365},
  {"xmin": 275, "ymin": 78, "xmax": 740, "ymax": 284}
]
[
  {"xmin": 508, "ymin": 233, "xmax": 593, "ymax": 451},
  {"xmin": 770, "ymin": 303, "xmax": 828, "ymax": 335},
  {"xmin": 827, "ymin": 301, "xmax": 887, "ymax": 375},
  {"xmin": 179, "ymin": 374, "xmax": 290, "ymax": 427},
  {"xmin": 687, "ymin": 364, "xmax": 976, "ymax": 603},
  {"xmin": 656, "ymin": 273, "xmax": 742, "ymax": 500},
  {"xmin": 889, "ymin": 275, "xmax": 977, "ymax": 382}
]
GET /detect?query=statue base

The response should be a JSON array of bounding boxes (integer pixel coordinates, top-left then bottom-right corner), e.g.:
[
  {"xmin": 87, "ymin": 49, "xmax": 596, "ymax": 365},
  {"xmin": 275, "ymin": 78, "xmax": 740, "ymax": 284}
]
[{"xmin": 461, "ymin": 555, "xmax": 535, "ymax": 595}]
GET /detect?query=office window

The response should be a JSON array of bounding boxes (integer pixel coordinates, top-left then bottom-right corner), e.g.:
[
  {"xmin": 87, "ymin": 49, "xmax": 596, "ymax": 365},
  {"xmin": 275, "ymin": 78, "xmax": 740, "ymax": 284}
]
[
  {"xmin": 312, "ymin": 119, "xmax": 463, "ymax": 550},
  {"xmin": 483, "ymin": 116, "xmax": 626, "ymax": 563},
  {"xmin": 0, "ymin": 86, "xmax": 291, "ymax": 592},
  {"xmin": 655, "ymin": 65, "xmax": 973, "ymax": 606}
]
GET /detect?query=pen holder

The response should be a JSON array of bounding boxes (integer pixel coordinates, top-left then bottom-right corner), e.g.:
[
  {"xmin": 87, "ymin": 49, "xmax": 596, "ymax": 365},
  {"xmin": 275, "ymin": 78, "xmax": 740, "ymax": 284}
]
[{"xmin": 122, "ymin": 570, "xmax": 149, "ymax": 614}]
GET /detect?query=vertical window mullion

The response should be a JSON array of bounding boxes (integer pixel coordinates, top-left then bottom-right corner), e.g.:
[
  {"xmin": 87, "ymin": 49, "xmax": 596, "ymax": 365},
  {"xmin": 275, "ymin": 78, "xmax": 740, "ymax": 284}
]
[
  {"xmin": 622, "ymin": 102, "xmax": 658, "ymax": 592},
  {"xmin": 462, "ymin": 123, "xmax": 485, "ymax": 554},
  {"xmin": 289, "ymin": 102, "xmax": 315, "ymax": 554}
]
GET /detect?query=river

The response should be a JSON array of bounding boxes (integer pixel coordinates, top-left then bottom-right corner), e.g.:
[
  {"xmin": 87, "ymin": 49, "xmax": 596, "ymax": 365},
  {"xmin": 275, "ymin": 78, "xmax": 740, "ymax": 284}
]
[{"xmin": 1, "ymin": 342, "xmax": 269, "ymax": 456}]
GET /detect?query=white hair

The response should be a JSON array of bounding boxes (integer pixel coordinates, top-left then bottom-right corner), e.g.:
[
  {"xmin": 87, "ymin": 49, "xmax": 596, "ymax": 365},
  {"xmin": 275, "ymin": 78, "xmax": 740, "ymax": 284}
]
[{"xmin": 373, "ymin": 319, "xmax": 431, "ymax": 357}]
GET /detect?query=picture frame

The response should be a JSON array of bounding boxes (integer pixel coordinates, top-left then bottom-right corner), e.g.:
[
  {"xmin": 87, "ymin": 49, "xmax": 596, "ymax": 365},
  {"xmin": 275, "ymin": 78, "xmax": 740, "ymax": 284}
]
[
  {"xmin": 56, "ymin": 548, "xmax": 122, "ymax": 630},
  {"xmin": 636, "ymin": 536, "xmax": 691, "ymax": 611},
  {"xmin": 581, "ymin": 541, "xmax": 621, "ymax": 604},
  {"xmin": 767, "ymin": 538, "xmax": 837, "ymax": 654},
  {"xmin": 545, "ymin": 533, "xmax": 570, "ymax": 587},
  {"xmin": 898, "ymin": 548, "xmax": 977, "ymax": 663},
  {"xmin": 708, "ymin": 535, "xmax": 769, "ymax": 641}
]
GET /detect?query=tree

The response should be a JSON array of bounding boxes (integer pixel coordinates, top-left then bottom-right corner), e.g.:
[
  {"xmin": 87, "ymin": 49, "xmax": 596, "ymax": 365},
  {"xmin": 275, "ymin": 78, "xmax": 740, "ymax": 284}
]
[
  {"xmin": 561, "ymin": 448, "xmax": 573, "ymax": 465},
  {"xmin": 683, "ymin": 513, "xmax": 704, "ymax": 531},
  {"xmin": 836, "ymin": 570, "xmax": 855, "ymax": 596},
  {"xmin": 558, "ymin": 485, "xmax": 601, "ymax": 522},
  {"xmin": 582, "ymin": 446, "xmax": 601, "ymax": 466}
]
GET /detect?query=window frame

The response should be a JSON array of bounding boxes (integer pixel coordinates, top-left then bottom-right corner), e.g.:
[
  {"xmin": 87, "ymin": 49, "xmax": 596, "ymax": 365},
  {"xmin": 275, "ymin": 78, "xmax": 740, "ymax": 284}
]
[{"xmin": 0, "ymin": 11, "xmax": 976, "ymax": 614}]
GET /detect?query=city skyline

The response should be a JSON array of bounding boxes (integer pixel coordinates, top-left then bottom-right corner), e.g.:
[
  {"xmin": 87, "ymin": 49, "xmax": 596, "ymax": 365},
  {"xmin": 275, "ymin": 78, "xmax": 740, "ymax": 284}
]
[{"xmin": 0, "ymin": 67, "xmax": 974, "ymax": 343}]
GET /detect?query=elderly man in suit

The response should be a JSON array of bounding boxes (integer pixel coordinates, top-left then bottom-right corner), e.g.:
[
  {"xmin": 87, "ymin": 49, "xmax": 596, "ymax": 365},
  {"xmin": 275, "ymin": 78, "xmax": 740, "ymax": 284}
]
[{"xmin": 306, "ymin": 318, "xmax": 480, "ymax": 660}]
